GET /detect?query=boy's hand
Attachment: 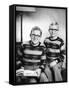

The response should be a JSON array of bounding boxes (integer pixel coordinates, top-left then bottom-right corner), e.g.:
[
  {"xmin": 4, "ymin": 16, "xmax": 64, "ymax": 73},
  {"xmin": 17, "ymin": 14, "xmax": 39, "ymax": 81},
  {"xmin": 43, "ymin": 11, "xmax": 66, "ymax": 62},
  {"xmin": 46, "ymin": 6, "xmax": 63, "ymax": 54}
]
[
  {"xmin": 16, "ymin": 67, "xmax": 24, "ymax": 76},
  {"xmin": 35, "ymin": 68, "xmax": 41, "ymax": 77}
]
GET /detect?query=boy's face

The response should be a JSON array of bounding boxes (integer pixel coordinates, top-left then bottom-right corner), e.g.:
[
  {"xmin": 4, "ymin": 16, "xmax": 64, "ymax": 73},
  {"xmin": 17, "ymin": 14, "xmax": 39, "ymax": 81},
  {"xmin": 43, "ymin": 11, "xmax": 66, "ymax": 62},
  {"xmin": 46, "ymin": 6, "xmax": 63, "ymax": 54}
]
[
  {"xmin": 30, "ymin": 30, "xmax": 41, "ymax": 45},
  {"xmin": 49, "ymin": 25, "xmax": 59, "ymax": 37}
]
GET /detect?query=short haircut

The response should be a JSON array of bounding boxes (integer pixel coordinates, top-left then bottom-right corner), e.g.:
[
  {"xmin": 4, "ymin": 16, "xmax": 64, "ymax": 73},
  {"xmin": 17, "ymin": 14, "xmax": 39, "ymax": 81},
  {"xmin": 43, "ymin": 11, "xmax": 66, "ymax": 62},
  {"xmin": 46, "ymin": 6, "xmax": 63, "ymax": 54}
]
[{"xmin": 30, "ymin": 26, "xmax": 42, "ymax": 36}]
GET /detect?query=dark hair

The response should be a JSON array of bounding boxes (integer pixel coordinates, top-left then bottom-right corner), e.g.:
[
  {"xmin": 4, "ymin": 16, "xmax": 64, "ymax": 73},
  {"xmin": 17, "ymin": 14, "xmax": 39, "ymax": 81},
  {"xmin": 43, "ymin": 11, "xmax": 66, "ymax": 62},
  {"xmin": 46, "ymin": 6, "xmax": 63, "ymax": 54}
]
[{"xmin": 30, "ymin": 26, "xmax": 42, "ymax": 36}]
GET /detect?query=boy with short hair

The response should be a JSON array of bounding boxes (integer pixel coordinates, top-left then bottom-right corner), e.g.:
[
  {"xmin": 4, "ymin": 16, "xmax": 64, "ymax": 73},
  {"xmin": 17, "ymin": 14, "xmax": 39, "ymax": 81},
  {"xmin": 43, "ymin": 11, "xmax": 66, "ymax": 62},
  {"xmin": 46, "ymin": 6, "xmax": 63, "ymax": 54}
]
[
  {"xmin": 44, "ymin": 22, "xmax": 65, "ymax": 81},
  {"xmin": 16, "ymin": 26, "xmax": 48, "ymax": 83}
]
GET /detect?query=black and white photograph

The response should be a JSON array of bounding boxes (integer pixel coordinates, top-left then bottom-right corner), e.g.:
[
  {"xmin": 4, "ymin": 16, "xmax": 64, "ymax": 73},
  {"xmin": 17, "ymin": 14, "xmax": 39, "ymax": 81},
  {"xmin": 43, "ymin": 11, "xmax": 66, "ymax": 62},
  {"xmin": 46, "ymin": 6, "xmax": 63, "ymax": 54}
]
[{"xmin": 9, "ymin": 5, "xmax": 67, "ymax": 85}]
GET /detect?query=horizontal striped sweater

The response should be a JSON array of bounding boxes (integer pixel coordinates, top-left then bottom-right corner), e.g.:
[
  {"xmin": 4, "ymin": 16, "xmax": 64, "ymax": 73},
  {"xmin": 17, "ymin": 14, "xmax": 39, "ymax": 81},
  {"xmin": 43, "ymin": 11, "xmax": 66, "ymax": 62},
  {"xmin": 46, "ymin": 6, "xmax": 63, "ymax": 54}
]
[
  {"xmin": 44, "ymin": 37, "xmax": 64, "ymax": 63},
  {"xmin": 21, "ymin": 41, "xmax": 46, "ymax": 70}
]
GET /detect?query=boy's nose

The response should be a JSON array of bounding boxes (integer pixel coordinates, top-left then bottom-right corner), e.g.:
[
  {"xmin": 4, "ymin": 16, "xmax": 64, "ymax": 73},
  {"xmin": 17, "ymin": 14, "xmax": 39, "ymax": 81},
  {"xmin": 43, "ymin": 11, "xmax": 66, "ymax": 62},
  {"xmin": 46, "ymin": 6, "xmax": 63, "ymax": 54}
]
[
  {"xmin": 51, "ymin": 30, "xmax": 53, "ymax": 34},
  {"xmin": 33, "ymin": 36, "xmax": 36, "ymax": 40}
]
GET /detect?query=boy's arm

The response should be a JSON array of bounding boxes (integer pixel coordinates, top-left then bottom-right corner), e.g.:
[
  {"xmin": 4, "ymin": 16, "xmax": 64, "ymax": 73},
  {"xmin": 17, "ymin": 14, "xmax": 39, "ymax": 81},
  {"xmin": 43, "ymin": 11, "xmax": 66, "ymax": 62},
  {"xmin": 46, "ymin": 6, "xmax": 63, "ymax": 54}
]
[
  {"xmin": 39, "ymin": 46, "xmax": 46, "ymax": 72},
  {"xmin": 16, "ymin": 43, "xmax": 23, "ymax": 68},
  {"xmin": 44, "ymin": 38, "xmax": 48, "ymax": 47},
  {"xmin": 59, "ymin": 39, "xmax": 65, "ymax": 62},
  {"xmin": 39, "ymin": 55, "xmax": 46, "ymax": 72},
  {"xmin": 39, "ymin": 38, "xmax": 48, "ymax": 71},
  {"xmin": 60, "ymin": 40, "xmax": 66, "ymax": 69}
]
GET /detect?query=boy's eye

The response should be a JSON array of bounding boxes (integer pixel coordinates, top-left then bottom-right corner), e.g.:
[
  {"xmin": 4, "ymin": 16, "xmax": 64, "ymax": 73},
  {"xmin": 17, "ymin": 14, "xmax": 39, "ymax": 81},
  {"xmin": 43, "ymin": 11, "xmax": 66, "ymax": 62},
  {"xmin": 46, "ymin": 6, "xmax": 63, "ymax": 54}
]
[
  {"xmin": 49, "ymin": 29, "xmax": 58, "ymax": 31},
  {"xmin": 32, "ymin": 34, "xmax": 40, "ymax": 37}
]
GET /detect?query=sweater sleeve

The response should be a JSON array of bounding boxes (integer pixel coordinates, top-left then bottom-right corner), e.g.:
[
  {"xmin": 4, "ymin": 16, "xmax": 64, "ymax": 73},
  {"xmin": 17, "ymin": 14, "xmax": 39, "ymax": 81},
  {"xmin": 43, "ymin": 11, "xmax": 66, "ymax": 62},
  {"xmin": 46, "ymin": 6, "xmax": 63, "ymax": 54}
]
[
  {"xmin": 39, "ymin": 46, "xmax": 46, "ymax": 71},
  {"xmin": 59, "ymin": 39, "xmax": 65, "ymax": 62},
  {"xmin": 16, "ymin": 43, "xmax": 23, "ymax": 70}
]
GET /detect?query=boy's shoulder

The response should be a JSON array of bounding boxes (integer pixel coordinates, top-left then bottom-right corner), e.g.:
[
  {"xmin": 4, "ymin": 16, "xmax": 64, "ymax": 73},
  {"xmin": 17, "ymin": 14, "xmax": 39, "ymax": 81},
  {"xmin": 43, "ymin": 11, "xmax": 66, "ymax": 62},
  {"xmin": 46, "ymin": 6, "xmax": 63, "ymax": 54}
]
[
  {"xmin": 21, "ymin": 41, "xmax": 45, "ymax": 47},
  {"xmin": 44, "ymin": 37, "xmax": 50, "ymax": 43},
  {"xmin": 57, "ymin": 37, "xmax": 64, "ymax": 42},
  {"xmin": 21, "ymin": 41, "xmax": 30, "ymax": 46},
  {"xmin": 40, "ymin": 43, "xmax": 46, "ymax": 50},
  {"xmin": 44, "ymin": 37, "xmax": 64, "ymax": 42}
]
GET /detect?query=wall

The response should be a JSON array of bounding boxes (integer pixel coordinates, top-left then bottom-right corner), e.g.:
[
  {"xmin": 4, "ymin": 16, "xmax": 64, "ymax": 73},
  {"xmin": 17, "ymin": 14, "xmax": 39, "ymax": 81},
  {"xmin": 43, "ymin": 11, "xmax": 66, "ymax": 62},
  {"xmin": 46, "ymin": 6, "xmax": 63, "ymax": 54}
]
[
  {"xmin": 16, "ymin": 7, "xmax": 66, "ymax": 45},
  {"xmin": 16, "ymin": 15, "xmax": 21, "ymax": 42}
]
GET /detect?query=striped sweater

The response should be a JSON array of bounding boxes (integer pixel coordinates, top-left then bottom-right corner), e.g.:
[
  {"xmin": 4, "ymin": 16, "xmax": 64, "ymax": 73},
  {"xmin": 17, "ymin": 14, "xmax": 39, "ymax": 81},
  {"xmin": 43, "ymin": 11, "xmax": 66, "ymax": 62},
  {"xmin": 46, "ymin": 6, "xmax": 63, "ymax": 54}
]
[
  {"xmin": 44, "ymin": 37, "xmax": 64, "ymax": 63},
  {"xmin": 21, "ymin": 41, "xmax": 46, "ymax": 70}
]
